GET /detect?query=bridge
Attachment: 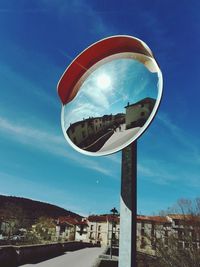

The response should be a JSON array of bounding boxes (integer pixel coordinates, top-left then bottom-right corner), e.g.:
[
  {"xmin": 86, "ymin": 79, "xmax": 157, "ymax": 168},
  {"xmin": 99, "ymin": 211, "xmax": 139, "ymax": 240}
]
[
  {"xmin": 23, "ymin": 247, "xmax": 105, "ymax": 267},
  {"xmin": 0, "ymin": 242, "xmax": 107, "ymax": 267}
]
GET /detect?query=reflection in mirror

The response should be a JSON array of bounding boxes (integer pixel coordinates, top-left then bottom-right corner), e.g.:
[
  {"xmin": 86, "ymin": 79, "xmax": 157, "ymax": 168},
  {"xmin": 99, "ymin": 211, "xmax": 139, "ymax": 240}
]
[{"xmin": 62, "ymin": 53, "xmax": 162, "ymax": 155}]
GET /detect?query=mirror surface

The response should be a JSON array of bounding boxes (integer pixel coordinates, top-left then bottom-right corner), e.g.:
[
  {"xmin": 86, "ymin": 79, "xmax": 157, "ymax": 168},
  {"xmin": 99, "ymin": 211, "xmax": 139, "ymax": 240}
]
[{"xmin": 62, "ymin": 53, "xmax": 162, "ymax": 156}]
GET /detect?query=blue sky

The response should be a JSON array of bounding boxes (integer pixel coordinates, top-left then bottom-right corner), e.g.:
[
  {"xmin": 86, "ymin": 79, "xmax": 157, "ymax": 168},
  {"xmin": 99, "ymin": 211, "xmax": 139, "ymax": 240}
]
[{"xmin": 0, "ymin": 0, "xmax": 199, "ymax": 216}]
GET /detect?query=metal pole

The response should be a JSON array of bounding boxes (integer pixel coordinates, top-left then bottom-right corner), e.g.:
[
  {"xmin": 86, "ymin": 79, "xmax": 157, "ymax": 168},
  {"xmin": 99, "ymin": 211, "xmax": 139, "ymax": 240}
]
[
  {"xmin": 110, "ymin": 207, "xmax": 118, "ymax": 259},
  {"xmin": 110, "ymin": 220, "xmax": 113, "ymax": 259},
  {"xmin": 119, "ymin": 142, "xmax": 137, "ymax": 267}
]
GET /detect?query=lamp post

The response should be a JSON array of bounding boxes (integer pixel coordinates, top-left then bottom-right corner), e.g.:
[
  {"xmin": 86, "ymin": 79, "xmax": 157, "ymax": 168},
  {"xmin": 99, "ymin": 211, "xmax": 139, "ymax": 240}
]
[{"xmin": 110, "ymin": 207, "xmax": 118, "ymax": 259}]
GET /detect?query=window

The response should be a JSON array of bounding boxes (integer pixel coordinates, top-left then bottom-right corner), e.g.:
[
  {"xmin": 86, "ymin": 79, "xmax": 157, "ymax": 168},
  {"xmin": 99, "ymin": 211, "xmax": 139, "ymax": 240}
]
[
  {"xmin": 178, "ymin": 230, "xmax": 184, "ymax": 240},
  {"xmin": 193, "ymin": 243, "xmax": 198, "ymax": 250},
  {"xmin": 98, "ymin": 225, "xmax": 101, "ymax": 231},
  {"xmin": 140, "ymin": 112, "xmax": 145, "ymax": 116},
  {"xmin": 151, "ymin": 223, "xmax": 155, "ymax": 237},
  {"xmin": 79, "ymin": 225, "xmax": 84, "ymax": 236},
  {"xmin": 192, "ymin": 230, "xmax": 197, "ymax": 241},
  {"xmin": 174, "ymin": 219, "xmax": 179, "ymax": 226},
  {"xmin": 151, "ymin": 238, "xmax": 156, "ymax": 250},
  {"xmin": 90, "ymin": 225, "xmax": 93, "ymax": 230},
  {"xmin": 60, "ymin": 225, "xmax": 65, "ymax": 234},
  {"xmin": 185, "ymin": 242, "xmax": 189, "ymax": 248},
  {"xmin": 141, "ymin": 228, "xmax": 145, "ymax": 236},
  {"xmin": 82, "ymin": 131, "xmax": 85, "ymax": 138},
  {"xmin": 140, "ymin": 237, "xmax": 146, "ymax": 249},
  {"xmin": 178, "ymin": 242, "xmax": 183, "ymax": 250},
  {"xmin": 164, "ymin": 238, "xmax": 168, "ymax": 246},
  {"xmin": 98, "ymin": 233, "xmax": 101, "ymax": 239},
  {"xmin": 89, "ymin": 232, "xmax": 93, "ymax": 239}
]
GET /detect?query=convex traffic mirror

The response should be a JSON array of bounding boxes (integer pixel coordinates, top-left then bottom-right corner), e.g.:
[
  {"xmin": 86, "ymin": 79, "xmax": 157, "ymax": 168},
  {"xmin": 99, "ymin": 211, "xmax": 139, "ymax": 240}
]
[{"xmin": 58, "ymin": 36, "xmax": 163, "ymax": 156}]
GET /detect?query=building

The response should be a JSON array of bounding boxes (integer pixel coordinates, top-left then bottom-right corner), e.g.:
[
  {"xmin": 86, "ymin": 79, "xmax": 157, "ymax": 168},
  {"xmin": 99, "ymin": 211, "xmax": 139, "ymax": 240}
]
[
  {"xmin": 137, "ymin": 215, "xmax": 171, "ymax": 255},
  {"xmin": 73, "ymin": 213, "xmax": 200, "ymax": 254},
  {"xmin": 136, "ymin": 214, "xmax": 200, "ymax": 255},
  {"xmin": 56, "ymin": 216, "xmax": 78, "ymax": 242},
  {"xmin": 75, "ymin": 220, "xmax": 88, "ymax": 242},
  {"xmin": 72, "ymin": 215, "xmax": 120, "ymax": 246},
  {"xmin": 86, "ymin": 215, "xmax": 120, "ymax": 246},
  {"xmin": 167, "ymin": 214, "xmax": 200, "ymax": 250},
  {"xmin": 125, "ymin": 97, "xmax": 156, "ymax": 129},
  {"xmin": 67, "ymin": 113, "xmax": 125, "ymax": 149}
]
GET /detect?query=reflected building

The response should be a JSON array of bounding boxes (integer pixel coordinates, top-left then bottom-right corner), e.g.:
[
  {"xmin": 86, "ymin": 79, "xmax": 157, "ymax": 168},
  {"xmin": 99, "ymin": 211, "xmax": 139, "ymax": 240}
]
[
  {"xmin": 66, "ymin": 97, "xmax": 155, "ymax": 152},
  {"xmin": 67, "ymin": 113, "xmax": 125, "ymax": 150},
  {"xmin": 125, "ymin": 97, "xmax": 156, "ymax": 129}
]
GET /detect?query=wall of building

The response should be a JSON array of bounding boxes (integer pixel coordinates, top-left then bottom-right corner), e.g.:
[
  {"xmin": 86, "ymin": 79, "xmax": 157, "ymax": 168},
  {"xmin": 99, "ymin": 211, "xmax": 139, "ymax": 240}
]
[
  {"xmin": 86, "ymin": 220, "xmax": 119, "ymax": 246},
  {"xmin": 125, "ymin": 103, "xmax": 151, "ymax": 129},
  {"xmin": 67, "ymin": 114, "xmax": 125, "ymax": 148},
  {"xmin": 75, "ymin": 225, "xmax": 88, "ymax": 242},
  {"xmin": 67, "ymin": 121, "xmax": 90, "ymax": 146}
]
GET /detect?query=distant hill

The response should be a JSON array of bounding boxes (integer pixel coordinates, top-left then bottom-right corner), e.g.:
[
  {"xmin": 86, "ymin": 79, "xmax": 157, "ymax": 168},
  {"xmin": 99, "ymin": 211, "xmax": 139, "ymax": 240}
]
[{"xmin": 0, "ymin": 195, "xmax": 82, "ymax": 221}]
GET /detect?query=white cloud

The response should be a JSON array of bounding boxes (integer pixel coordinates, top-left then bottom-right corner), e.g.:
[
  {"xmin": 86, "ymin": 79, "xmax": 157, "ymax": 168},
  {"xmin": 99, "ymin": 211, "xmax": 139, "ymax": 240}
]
[
  {"xmin": 0, "ymin": 60, "xmax": 60, "ymax": 110},
  {"xmin": 40, "ymin": 0, "xmax": 114, "ymax": 36},
  {"xmin": 157, "ymin": 112, "xmax": 200, "ymax": 164},
  {"xmin": 138, "ymin": 161, "xmax": 179, "ymax": 186},
  {"xmin": 0, "ymin": 115, "xmax": 117, "ymax": 177}
]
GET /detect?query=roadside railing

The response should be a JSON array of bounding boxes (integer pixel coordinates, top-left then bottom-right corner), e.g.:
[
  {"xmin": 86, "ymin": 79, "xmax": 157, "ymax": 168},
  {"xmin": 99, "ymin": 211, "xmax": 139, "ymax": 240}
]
[{"xmin": 0, "ymin": 241, "xmax": 99, "ymax": 267}]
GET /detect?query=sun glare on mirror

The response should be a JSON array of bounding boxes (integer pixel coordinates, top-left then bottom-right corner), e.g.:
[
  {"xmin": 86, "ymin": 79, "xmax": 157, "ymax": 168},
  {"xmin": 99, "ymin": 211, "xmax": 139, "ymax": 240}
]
[{"xmin": 97, "ymin": 73, "xmax": 111, "ymax": 89}]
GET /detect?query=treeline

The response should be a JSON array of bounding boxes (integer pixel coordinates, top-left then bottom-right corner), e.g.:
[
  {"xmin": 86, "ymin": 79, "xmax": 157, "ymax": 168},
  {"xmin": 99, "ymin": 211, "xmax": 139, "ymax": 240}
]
[{"xmin": 0, "ymin": 195, "xmax": 82, "ymax": 221}]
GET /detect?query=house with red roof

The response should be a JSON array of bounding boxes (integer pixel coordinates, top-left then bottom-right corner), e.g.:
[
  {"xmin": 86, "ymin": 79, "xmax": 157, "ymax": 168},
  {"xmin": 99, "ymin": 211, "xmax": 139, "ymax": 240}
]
[
  {"xmin": 56, "ymin": 216, "xmax": 79, "ymax": 242},
  {"xmin": 85, "ymin": 214, "xmax": 120, "ymax": 246}
]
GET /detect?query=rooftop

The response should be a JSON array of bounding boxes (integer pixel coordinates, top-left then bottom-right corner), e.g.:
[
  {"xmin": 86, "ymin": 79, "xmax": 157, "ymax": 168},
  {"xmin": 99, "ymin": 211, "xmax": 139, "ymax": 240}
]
[
  {"xmin": 88, "ymin": 215, "xmax": 120, "ymax": 223},
  {"xmin": 124, "ymin": 97, "xmax": 156, "ymax": 108},
  {"xmin": 137, "ymin": 215, "xmax": 170, "ymax": 224}
]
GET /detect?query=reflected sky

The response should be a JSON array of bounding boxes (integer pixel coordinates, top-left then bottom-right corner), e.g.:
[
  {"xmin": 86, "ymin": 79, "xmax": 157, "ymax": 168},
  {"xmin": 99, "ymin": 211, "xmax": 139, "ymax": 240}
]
[{"xmin": 63, "ymin": 57, "xmax": 159, "ymax": 129}]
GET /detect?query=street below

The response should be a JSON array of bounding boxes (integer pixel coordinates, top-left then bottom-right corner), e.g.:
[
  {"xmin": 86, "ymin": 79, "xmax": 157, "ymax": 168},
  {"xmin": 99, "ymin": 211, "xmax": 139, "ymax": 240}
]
[
  {"xmin": 99, "ymin": 124, "xmax": 140, "ymax": 152},
  {"xmin": 23, "ymin": 247, "xmax": 105, "ymax": 267}
]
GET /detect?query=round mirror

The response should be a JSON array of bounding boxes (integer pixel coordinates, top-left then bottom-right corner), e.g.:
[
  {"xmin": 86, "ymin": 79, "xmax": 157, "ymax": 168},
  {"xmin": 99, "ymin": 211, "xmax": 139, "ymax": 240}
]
[{"xmin": 58, "ymin": 36, "xmax": 163, "ymax": 156}]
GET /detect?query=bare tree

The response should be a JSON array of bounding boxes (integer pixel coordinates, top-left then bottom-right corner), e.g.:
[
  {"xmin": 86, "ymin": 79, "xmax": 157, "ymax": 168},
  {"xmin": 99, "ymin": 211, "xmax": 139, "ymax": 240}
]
[{"xmin": 155, "ymin": 198, "xmax": 200, "ymax": 267}]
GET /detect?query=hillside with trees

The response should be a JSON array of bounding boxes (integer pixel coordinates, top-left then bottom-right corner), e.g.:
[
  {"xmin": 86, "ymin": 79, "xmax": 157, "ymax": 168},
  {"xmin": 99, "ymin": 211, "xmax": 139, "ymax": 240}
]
[
  {"xmin": 0, "ymin": 195, "xmax": 82, "ymax": 245},
  {"xmin": 0, "ymin": 195, "xmax": 82, "ymax": 222}
]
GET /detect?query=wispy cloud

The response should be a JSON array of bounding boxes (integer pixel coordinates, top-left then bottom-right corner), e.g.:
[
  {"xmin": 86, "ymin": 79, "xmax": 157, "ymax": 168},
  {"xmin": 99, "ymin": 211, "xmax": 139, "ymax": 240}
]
[
  {"xmin": 157, "ymin": 112, "xmax": 200, "ymax": 164},
  {"xmin": 138, "ymin": 112, "xmax": 200, "ymax": 188},
  {"xmin": 0, "ymin": 60, "xmax": 60, "ymax": 110},
  {"xmin": 0, "ymin": 115, "xmax": 117, "ymax": 177},
  {"xmin": 138, "ymin": 161, "xmax": 178, "ymax": 186},
  {"xmin": 0, "ymin": 171, "xmax": 87, "ymax": 216},
  {"xmin": 40, "ymin": 0, "xmax": 114, "ymax": 36}
]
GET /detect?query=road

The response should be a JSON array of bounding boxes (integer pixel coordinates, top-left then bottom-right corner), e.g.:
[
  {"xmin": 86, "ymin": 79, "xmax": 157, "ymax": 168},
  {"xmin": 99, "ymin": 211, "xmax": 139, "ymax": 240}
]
[
  {"xmin": 99, "ymin": 124, "xmax": 140, "ymax": 152},
  {"xmin": 23, "ymin": 247, "xmax": 104, "ymax": 267}
]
